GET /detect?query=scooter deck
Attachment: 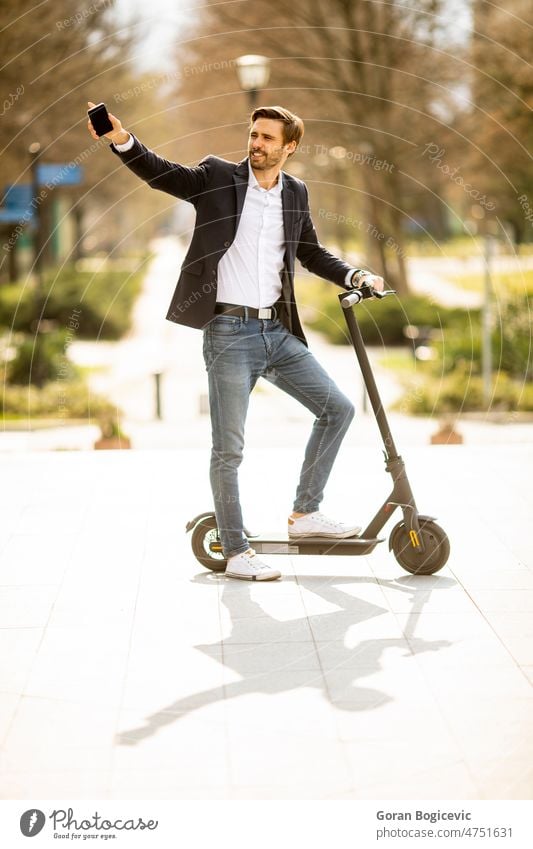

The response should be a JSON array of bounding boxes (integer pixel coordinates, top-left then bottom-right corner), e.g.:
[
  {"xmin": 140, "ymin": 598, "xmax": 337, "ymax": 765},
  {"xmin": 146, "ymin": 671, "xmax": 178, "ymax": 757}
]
[{"xmin": 249, "ymin": 535, "xmax": 384, "ymax": 556}]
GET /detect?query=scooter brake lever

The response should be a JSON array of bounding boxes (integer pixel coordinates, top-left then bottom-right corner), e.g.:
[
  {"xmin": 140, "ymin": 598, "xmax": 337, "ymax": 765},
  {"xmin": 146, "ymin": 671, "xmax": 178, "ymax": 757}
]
[{"xmin": 372, "ymin": 288, "xmax": 397, "ymax": 299}]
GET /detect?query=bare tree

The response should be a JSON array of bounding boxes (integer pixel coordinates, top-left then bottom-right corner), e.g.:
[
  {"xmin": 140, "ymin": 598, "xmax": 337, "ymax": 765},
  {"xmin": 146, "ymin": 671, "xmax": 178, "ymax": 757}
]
[
  {"xmin": 463, "ymin": 0, "xmax": 533, "ymax": 245},
  {"xmin": 170, "ymin": 0, "xmax": 462, "ymax": 294}
]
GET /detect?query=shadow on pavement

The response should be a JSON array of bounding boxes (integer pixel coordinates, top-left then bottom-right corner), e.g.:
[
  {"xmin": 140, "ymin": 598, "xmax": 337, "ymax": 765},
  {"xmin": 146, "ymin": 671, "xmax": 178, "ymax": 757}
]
[{"xmin": 117, "ymin": 573, "xmax": 454, "ymax": 746}]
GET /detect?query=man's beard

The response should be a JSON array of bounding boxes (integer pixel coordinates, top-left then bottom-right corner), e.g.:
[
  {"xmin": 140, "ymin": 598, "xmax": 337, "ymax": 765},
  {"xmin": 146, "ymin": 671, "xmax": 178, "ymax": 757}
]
[{"xmin": 248, "ymin": 148, "xmax": 284, "ymax": 170}]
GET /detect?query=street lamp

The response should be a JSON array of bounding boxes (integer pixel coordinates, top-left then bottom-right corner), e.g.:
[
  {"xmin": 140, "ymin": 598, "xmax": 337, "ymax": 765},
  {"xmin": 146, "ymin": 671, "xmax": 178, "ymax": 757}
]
[
  {"xmin": 235, "ymin": 54, "xmax": 270, "ymax": 109},
  {"xmin": 28, "ymin": 141, "xmax": 42, "ymax": 286}
]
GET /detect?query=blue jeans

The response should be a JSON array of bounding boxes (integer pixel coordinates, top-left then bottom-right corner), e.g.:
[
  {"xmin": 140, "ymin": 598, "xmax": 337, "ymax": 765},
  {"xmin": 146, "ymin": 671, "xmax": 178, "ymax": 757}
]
[{"xmin": 202, "ymin": 313, "xmax": 355, "ymax": 558}]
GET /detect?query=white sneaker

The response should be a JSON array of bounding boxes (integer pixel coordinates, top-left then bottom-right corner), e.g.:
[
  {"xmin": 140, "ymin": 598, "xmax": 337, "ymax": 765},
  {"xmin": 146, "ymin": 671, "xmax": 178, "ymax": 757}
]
[
  {"xmin": 288, "ymin": 511, "xmax": 362, "ymax": 539},
  {"xmin": 225, "ymin": 548, "xmax": 281, "ymax": 581}
]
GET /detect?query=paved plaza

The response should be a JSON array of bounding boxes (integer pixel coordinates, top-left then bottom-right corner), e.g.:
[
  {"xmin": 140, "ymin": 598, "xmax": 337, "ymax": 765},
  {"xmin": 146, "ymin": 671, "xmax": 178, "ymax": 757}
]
[{"xmin": 0, "ymin": 439, "xmax": 532, "ymax": 800}]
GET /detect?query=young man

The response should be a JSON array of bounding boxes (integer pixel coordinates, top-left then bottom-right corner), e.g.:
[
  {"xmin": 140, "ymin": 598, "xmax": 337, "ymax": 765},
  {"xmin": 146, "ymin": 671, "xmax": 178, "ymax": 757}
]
[{"xmin": 87, "ymin": 102, "xmax": 384, "ymax": 581}]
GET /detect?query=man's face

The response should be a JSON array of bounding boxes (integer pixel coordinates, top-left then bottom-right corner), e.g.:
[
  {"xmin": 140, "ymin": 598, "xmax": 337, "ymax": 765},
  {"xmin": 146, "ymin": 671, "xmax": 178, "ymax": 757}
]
[{"xmin": 248, "ymin": 118, "xmax": 296, "ymax": 170}]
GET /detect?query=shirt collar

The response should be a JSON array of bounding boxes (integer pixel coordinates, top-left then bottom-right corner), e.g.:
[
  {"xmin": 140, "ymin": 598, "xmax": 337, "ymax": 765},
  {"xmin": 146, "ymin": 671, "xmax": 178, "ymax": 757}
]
[{"xmin": 247, "ymin": 159, "xmax": 283, "ymax": 195}]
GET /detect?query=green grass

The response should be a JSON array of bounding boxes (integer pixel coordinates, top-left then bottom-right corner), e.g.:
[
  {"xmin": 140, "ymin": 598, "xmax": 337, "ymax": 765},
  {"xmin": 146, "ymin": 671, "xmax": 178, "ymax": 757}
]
[
  {"xmin": 405, "ymin": 238, "xmax": 533, "ymax": 259},
  {"xmin": 447, "ymin": 269, "xmax": 533, "ymax": 294},
  {"xmin": 377, "ymin": 349, "xmax": 418, "ymax": 373}
]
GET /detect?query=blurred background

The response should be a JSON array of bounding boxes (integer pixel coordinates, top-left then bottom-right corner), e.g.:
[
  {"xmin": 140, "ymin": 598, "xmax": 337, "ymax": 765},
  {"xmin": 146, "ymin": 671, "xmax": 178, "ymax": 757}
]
[{"xmin": 0, "ymin": 0, "xmax": 532, "ymax": 447}]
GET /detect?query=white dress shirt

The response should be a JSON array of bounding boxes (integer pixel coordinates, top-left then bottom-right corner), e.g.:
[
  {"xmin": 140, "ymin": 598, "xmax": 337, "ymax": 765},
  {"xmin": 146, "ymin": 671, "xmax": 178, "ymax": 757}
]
[
  {"xmin": 112, "ymin": 134, "xmax": 356, "ymax": 300},
  {"xmin": 216, "ymin": 162, "xmax": 285, "ymax": 308}
]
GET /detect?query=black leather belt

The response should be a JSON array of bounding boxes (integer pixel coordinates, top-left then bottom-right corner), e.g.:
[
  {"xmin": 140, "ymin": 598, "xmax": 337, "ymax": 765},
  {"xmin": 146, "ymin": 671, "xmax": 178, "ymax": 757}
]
[{"xmin": 214, "ymin": 302, "xmax": 277, "ymax": 319}]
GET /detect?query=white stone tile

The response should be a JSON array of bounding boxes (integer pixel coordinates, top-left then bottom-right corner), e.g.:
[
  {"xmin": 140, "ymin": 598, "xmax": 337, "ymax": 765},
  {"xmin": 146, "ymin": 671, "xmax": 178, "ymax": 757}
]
[
  {"xmin": 352, "ymin": 760, "xmax": 480, "ymax": 799},
  {"xmin": 316, "ymin": 638, "xmax": 413, "ymax": 671},
  {"xmin": 521, "ymin": 666, "xmax": 533, "ymax": 685},
  {"xmin": 114, "ymin": 710, "xmax": 228, "ymax": 779},
  {"xmin": 48, "ymin": 582, "xmax": 137, "ymax": 628},
  {"xmin": 16, "ymin": 501, "xmax": 87, "ymax": 535},
  {"xmin": 219, "ymin": 595, "xmax": 308, "ymax": 622},
  {"xmin": 0, "ymin": 693, "xmax": 20, "ymax": 741},
  {"xmin": 344, "ymin": 724, "xmax": 466, "ymax": 790},
  {"xmin": 109, "ymin": 772, "xmax": 231, "ymax": 799},
  {"xmin": 0, "ymin": 587, "xmax": 57, "ymax": 628},
  {"xmin": 0, "ymin": 769, "xmax": 112, "ymax": 799},
  {"xmin": 221, "ymin": 641, "xmax": 320, "ymax": 673},
  {"xmin": 0, "ymin": 535, "xmax": 71, "ymax": 585},
  {"xmin": 308, "ymin": 603, "xmax": 390, "ymax": 643},
  {"xmin": 0, "ymin": 627, "xmax": 44, "ymax": 693},
  {"xmin": 2, "ymin": 696, "xmax": 116, "ymax": 772},
  {"xmin": 25, "ymin": 652, "xmax": 128, "ymax": 706},
  {"xmin": 410, "ymin": 632, "xmax": 515, "ymax": 667},
  {"xmin": 420, "ymin": 664, "xmax": 533, "ymax": 701},
  {"xmin": 395, "ymin": 611, "xmax": 497, "ymax": 642},
  {"xmin": 227, "ymin": 727, "xmax": 351, "ymax": 788},
  {"xmin": 228, "ymin": 783, "xmax": 355, "ymax": 799},
  {"xmin": 469, "ymin": 589, "xmax": 533, "ymax": 613},
  {"xmin": 468, "ymin": 757, "xmax": 533, "ymax": 800},
  {"xmin": 442, "ymin": 699, "xmax": 533, "ymax": 765},
  {"xmin": 324, "ymin": 660, "xmax": 435, "ymax": 710},
  {"xmin": 489, "ymin": 635, "xmax": 533, "ymax": 666},
  {"xmin": 220, "ymin": 614, "xmax": 312, "ymax": 644},
  {"xmin": 483, "ymin": 611, "xmax": 533, "ymax": 636},
  {"xmin": 456, "ymin": 569, "xmax": 533, "ymax": 590},
  {"xmin": 298, "ymin": 576, "xmax": 389, "ymax": 611},
  {"xmin": 121, "ymin": 646, "xmax": 224, "ymax": 713}
]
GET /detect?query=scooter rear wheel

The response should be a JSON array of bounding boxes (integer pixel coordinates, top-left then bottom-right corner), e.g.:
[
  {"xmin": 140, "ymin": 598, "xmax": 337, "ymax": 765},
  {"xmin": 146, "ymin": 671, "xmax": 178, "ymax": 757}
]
[
  {"xmin": 390, "ymin": 519, "xmax": 450, "ymax": 575},
  {"xmin": 191, "ymin": 514, "xmax": 227, "ymax": 572}
]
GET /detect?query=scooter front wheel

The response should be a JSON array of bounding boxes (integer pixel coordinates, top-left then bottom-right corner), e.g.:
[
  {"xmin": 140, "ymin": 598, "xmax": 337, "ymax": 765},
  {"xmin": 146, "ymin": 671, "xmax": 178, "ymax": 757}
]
[
  {"xmin": 190, "ymin": 514, "xmax": 227, "ymax": 572},
  {"xmin": 390, "ymin": 519, "xmax": 450, "ymax": 575}
]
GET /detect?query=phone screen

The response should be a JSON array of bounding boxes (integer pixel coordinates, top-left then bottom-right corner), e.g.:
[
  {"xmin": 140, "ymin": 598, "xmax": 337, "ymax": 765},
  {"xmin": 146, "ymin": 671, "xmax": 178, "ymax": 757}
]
[{"xmin": 88, "ymin": 102, "xmax": 113, "ymax": 136}]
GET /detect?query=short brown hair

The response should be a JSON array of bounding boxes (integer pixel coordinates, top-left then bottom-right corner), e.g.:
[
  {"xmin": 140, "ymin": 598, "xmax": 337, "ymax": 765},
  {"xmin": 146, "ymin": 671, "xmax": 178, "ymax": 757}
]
[{"xmin": 250, "ymin": 106, "xmax": 304, "ymax": 151}]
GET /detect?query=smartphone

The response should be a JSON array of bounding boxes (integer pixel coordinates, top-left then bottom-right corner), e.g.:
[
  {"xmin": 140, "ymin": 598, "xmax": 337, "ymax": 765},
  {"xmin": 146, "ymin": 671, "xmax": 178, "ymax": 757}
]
[{"xmin": 87, "ymin": 102, "xmax": 113, "ymax": 136}]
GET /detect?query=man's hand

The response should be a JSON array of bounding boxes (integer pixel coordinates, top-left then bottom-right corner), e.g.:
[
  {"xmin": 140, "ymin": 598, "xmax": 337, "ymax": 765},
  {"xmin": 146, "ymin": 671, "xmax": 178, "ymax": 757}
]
[
  {"xmin": 349, "ymin": 269, "xmax": 385, "ymax": 292},
  {"xmin": 87, "ymin": 101, "xmax": 130, "ymax": 145}
]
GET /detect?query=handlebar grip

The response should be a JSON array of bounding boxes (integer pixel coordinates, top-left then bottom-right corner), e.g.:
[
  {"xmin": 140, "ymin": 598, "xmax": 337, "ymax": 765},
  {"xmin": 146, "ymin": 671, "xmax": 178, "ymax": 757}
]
[
  {"xmin": 341, "ymin": 286, "xmax": 397, "ymax": 309},
  {"xmin": 340, "ymin": 291, "xmax": 363, "ymax": 308}
]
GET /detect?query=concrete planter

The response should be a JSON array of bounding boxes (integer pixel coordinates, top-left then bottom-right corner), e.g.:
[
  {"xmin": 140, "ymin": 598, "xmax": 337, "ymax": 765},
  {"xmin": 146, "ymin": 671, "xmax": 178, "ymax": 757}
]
[{"xmin": 94, "ymin": 435, "xmax": 132, "ymax": 450}]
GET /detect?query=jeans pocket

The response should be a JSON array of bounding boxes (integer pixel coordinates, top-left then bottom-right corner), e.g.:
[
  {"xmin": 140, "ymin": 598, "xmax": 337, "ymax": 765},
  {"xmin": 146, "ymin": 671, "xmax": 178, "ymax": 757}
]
[{"xmin": 209, "ymin": 315, "xmax": 242, "ymax": 335}]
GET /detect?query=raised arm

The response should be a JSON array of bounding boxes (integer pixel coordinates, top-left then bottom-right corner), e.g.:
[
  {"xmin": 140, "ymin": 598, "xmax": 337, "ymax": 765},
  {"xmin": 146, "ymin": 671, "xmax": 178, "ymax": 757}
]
[{"xmin": 86, "ymin": 100, "xmax": 210, "ymax": 203}]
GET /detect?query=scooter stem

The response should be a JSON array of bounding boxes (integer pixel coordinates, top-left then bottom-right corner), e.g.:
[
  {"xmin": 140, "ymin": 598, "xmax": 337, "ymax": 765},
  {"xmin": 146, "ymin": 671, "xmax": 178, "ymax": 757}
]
[
  {"xmin": 339, "ymin": 292, "xmax": 424, "ymax": 548},
  {"xmin": 339, "ymin": 291, "xmax": 399, "ymax": 461}
]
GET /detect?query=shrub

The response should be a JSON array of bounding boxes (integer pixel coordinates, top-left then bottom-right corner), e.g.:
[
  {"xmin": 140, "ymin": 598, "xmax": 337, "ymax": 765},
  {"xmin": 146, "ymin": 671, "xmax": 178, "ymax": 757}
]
[
  {"xmin": 7, "ymin": 330, "xmax": 80, "ymax": 387},
  {"xmin": 429, "ymin": 294, "xmax": 532, "ymax": 380},
  {"xmin": 395, "ymin": 365, "xmax": 533, "ymax": 414},
  {"xmin": 297, "ymin": 279, "xmax": 477, "ymax": 346},
  {"xmin": 0, "ymin": 263, "xmax": 145, "ymax": 339},
  {"xmin": 1, "ymin": 378, "xmax": 121, "ymax": 421}
]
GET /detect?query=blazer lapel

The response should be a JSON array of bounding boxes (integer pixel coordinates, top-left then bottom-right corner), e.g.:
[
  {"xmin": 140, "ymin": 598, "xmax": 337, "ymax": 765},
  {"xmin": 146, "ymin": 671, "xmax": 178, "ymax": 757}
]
[
  {"xmin": 282, "ymin": 180, "xmax": 296, "ymax": 248},
  {"xmin": 232, "ymin": 158, "xmax": 249, "ymax": 233}
]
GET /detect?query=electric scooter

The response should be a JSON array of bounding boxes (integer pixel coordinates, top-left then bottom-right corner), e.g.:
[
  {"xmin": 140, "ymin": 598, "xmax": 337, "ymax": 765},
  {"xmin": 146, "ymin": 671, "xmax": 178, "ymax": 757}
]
[{"xmin": 186, "ymin": 286, "xmax": 450, "ymax": 576}]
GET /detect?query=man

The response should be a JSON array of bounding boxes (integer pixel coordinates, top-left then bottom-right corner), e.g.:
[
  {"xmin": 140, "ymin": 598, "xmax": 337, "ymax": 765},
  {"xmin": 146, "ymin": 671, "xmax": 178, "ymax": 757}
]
[{"xmin": 87, "ymin": 102, "xmax": 384, "ymax": 581}]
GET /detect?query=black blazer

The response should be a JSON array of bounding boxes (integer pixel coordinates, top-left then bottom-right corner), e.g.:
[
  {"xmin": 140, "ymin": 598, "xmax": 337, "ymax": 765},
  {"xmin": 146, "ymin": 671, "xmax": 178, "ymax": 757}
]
[{"xmin": 110, "ymin": 135, "xmax": 356, "ymax": 345}]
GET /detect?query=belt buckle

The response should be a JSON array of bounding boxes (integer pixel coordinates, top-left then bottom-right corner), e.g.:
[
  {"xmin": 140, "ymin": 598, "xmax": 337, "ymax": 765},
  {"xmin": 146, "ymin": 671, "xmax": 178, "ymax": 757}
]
[{"xmin": 258, "ymin": 307, "xmax": 272, "ymax": 319}]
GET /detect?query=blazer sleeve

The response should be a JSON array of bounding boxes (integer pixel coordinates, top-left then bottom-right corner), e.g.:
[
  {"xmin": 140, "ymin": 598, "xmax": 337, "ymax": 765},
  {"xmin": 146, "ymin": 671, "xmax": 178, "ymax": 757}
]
[
  {"xmin": 110, "ymin": 134, "xmax": 211, "ymax": 203},
  {"xmin": 296, "ymin": 184, "xmax": 354, "ymax": 286}
]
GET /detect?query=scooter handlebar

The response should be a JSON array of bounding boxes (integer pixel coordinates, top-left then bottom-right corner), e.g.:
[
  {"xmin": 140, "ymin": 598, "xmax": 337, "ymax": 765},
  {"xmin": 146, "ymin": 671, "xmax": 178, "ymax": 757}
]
[{"xmin": 340, "ymin": 285, "xmax": 396, "ymax": 309}]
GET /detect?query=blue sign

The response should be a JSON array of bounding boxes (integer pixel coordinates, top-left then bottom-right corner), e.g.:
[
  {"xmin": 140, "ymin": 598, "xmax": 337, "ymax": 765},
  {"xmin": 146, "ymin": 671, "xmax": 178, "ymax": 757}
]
[
  {"xmin": 4, "ymin": 184, "xmax": 33, "ymax": 210},
  {"xmin": 0, "ymin": 185, "xmax": 34, "ymax": 224},
  {"xmin": 37, "ymin": 163, "xmax": 83, "ymax": 187}
]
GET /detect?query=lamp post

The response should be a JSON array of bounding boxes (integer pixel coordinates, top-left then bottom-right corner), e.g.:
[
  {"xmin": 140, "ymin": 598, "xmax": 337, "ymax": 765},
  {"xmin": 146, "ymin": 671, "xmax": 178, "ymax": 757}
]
[
  {"xmin": 235, "ymin": 54, "xmax": 270, "ymax": 110},
  {"xmin": 28, "ymin": 141, "xmax": 42, "ymax": 287},
  {"xmin": 329, "ymin": 145, "xmax": 348, "ymax": 253},
  {"xmin": 359, "ymin": 141, "xmax": 388, "ymax": 280}
]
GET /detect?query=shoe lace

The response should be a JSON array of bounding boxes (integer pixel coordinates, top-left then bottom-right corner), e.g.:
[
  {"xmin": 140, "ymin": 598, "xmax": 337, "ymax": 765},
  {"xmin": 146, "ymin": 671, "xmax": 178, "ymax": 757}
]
[
  {"xmin": 312, "ymin": 512, "xmax": 345, "ymax": 529},
  {"xmin": 244, "ymin": 549, "xmax": 271, "ymax": 573}
]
